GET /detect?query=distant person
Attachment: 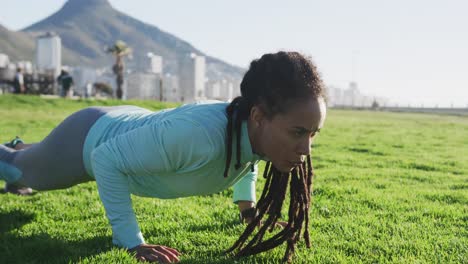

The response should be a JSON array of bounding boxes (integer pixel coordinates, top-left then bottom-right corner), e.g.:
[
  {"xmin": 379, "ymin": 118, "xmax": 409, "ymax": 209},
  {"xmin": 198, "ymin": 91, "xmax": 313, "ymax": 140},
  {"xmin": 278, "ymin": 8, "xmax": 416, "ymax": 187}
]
[
  {"xmin": 84, "ymin": 82, "xmax": 93, "ymax": 98},
  {"xmin": 0, "ymin": 51, "xmax": 326, "ymax": 263},
  {"xmin": 13, "ymin": 67, "xmax": 25, "ymax": 94},
  {"xmin": 57, "ymin": 69, "xmax": 74, "ymax": 98}
]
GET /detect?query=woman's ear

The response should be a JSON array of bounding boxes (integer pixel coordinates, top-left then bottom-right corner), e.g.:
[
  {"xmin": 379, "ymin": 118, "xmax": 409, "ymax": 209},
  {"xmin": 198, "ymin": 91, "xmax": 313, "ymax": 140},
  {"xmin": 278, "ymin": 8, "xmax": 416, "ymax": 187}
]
[{"xmin": 249, "ymin": 105, "xmax": 265, "ymax": 127}]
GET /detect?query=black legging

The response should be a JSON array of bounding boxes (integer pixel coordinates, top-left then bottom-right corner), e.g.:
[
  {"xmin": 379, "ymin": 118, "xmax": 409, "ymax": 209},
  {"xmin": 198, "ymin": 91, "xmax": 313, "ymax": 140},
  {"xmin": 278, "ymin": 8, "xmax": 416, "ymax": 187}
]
[{"xmin": 0, "ymin": 106, "xmax": 125, "ymax": 190}]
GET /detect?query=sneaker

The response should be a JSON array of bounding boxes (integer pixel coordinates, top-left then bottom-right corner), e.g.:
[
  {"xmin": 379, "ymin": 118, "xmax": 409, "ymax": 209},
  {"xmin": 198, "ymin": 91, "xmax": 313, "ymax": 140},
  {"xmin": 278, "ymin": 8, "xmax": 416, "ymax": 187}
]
[
  {"xmin": 4, "ymin": 136, "xmax": 23, "ymax": 149},
  {"xmin": 4, "ymin": 182, "xmax": 33, "ymax": 196},
  {"xmin": 3, "ymin": 136, "xmax": 33, "ymax": 196}
]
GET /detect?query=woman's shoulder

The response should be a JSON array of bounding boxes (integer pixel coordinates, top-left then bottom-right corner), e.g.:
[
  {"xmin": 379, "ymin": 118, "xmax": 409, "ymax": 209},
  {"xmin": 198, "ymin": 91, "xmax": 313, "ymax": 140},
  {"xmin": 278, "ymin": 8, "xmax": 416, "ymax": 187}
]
[
  {"xmin": 164, "ymin": 102, "xmax": 228, "ymax": 152},
  {"xmin": 181, "ymin": 100, "xmax": 229, "ymax": 112},
  {"xmin": 166, "ymin": 101, "xmax": 228, "ymax": 126}
]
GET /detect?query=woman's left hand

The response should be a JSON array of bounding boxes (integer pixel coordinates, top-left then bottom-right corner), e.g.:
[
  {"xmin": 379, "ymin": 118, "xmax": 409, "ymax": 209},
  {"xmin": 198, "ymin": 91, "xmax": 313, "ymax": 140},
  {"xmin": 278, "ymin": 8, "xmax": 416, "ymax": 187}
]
[{"xmin": 129, "ymin": 243, "xmax": 180, "ymax": 263}]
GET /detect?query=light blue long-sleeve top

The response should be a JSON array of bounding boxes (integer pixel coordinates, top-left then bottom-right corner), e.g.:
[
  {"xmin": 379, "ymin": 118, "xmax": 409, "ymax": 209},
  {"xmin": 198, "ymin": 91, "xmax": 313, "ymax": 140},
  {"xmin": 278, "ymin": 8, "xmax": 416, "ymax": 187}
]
[{"xmin": 82, "ymin": 102, "xmax": 261, "ymax": 249}]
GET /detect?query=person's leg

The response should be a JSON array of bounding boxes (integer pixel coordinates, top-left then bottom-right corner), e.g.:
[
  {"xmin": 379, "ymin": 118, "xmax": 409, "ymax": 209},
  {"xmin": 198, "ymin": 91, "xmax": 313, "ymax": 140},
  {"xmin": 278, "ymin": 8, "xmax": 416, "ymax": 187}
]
[
  {"xmin": 14, "ymin": 143, "xmax": 34, "ymax": 149},
  {"xmin": 3, "ymin": 137, "xmax": 34, "ymax": 195},
  {"xmin": 0, "ymin": 106, "xmax": 115, "ymax": 191},
  {"xmin": 0, "ymin": 147, "xmax": 21, "ymax": 183}
]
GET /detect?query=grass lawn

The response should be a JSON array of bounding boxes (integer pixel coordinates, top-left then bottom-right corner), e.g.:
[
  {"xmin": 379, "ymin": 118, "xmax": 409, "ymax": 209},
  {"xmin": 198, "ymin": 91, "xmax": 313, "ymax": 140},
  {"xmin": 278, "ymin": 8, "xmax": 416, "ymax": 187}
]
[{"xmin": 0, "ymin": 95, "xmax": 467, "ymax": 263}]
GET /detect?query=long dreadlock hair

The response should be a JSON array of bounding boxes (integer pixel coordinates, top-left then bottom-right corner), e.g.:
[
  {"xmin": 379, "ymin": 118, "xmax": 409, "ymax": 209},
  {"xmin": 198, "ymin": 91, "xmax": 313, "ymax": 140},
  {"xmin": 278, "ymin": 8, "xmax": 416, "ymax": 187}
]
[{"xmin": 223, "ymin": 51, "xmax": 325, "ymax": 263}]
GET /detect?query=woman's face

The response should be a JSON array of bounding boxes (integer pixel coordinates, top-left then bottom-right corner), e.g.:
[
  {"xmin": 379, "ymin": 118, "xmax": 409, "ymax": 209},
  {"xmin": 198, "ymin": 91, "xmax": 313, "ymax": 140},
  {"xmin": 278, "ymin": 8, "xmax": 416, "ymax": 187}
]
[{"xmin": 249, "ymin": 97, "xmax": 326, "ymax": 173}]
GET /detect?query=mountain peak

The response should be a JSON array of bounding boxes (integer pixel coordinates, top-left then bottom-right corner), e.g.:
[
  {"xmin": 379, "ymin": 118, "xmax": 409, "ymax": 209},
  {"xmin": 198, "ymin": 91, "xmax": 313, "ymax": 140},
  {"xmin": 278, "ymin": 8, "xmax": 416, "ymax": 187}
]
[
  {"xmin": 60, "ymin": 0, "xmax": 113, "ymax": 13},
  {"xmin": 24, "ymin": 0, "xmax": 116, "ymax": 32},
  {"xmin": 63, "ymin": 0, "xmax": 111, "ymax": 8}
]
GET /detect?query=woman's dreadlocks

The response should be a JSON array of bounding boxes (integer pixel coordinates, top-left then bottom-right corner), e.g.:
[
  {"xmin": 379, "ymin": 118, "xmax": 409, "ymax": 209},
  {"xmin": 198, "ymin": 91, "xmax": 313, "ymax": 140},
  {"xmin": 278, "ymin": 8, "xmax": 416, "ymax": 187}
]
[{"xmin": 223, "ymin": 51, "xmax": 325, "ymax": 262}]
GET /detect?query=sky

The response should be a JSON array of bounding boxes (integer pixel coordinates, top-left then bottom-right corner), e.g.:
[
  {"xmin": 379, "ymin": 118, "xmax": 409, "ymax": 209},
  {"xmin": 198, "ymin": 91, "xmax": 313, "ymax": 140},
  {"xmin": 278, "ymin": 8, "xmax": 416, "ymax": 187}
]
[{"xmin": 1, "ymin": 0, "xmax": 467, "ymax": 107}]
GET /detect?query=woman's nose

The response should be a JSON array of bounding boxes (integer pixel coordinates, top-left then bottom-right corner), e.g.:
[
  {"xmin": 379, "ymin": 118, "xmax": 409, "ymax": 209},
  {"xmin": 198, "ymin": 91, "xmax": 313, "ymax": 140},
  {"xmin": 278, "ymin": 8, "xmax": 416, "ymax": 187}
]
[{"xmin": 297, "ymin": 137, "xmax": 312, "ymax": 156}]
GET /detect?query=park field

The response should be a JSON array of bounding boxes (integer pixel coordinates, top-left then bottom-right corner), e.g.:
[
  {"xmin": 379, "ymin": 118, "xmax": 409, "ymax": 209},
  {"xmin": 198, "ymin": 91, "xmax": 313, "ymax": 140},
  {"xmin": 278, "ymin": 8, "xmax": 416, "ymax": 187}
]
[{"xmin": 0, "ymin": 95, "xmax": 467, "ymax": 263}]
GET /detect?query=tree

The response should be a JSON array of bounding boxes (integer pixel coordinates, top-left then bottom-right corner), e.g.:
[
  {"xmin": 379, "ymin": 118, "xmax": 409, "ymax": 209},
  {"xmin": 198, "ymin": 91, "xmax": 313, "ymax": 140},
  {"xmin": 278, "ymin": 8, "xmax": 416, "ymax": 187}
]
[{"xmin": 106, "ymin": 40, "xmax": 132, "ymax": 99}]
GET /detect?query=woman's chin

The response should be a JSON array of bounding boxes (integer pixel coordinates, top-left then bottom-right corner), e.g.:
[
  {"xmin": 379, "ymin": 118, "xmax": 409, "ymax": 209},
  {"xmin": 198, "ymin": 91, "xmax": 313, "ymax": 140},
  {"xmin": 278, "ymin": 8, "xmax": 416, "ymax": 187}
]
[
  {"xmin": 271, "ymin": 161, "xmax": 297, "ymax": 173},
  {"xmin": 279, "ymin": 165, "xmax": 295, "ymax": 173}
]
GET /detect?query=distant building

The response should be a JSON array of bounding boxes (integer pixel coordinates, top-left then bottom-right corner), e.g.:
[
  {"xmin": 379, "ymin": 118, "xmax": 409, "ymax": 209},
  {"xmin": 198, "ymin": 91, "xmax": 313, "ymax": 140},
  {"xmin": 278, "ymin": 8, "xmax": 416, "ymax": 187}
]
[
  {"xmin": 205, "ymin": 79, "xmax": 221, "ymax": 100},
  {"xmin": 219, "ymin": 79, "xmax": 233, "ymax": 101},
  {"xmin": 36, "ymin": 32, "xmax": 61, "ymax": 77},
  {"xmin": 71, "ymin": 67, "xmax": 99, "ymax": 96},
  {"xmin": 162, "ymin": 73, "xmax": 179, "ymax": 102},
  {"xmin": 16, "ymin": 61, "xmax": 33, "ymax": 74},
  {"xmin": 325, "ymin": 85, "xmax": 344, "ymax": 106},
  {"xmin": 205, "ymin": 77, "xmax": 242, "ymax": 102},
  {"xmin": 126, "ymin": 72, "xmax": 162, "ymax": 100},
  {"xmin": 0, "ymin": 54, "xmax": 12, "ymax": 94},
  {"xmin": 230, "ymin": 78, "xmax": 241, "ymax": 99},
  {"xmin": 145, "ymin": 53, "xmax": 163, "ymax": 74},
  {"xmin": 0, "ymin": 53, "xmax": 9, "ymax": 68},
  {"xmin": 325, "ymin": 82, "xmax": 388, "ymax": 108},
  {"xmin": 345, "ymin": 81, "xmax": 359, "ymax": 106},
  {"xmin": 0, "ymin": 63, "xmax": 17, "ymax": 83},
  {"xmin": 179, "ymin": 53, "xmax": 206, "ymax": 102}
]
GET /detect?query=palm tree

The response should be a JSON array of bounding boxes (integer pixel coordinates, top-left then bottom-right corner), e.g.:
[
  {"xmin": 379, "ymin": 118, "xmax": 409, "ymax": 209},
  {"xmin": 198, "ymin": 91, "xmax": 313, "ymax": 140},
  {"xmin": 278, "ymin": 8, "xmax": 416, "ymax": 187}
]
[{"xmin": 106, "ymin": 40, "xmax": 132, "ymax": 99}]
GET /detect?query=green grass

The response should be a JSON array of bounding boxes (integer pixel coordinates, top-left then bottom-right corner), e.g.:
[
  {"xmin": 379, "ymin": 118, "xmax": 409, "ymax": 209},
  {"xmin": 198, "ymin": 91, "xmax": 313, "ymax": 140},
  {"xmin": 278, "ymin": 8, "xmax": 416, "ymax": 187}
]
[{"xmin": 1, "ymin": 95, "xmax": 467, "ymax": 263}]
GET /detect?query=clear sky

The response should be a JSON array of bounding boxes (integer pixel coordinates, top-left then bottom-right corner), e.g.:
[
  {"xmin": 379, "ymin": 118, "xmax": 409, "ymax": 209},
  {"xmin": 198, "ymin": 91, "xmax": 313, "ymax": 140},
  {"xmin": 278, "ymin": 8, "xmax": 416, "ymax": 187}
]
[{"xmin": 1, "ymin": 0, "xmax": 467, "ymax": 107}]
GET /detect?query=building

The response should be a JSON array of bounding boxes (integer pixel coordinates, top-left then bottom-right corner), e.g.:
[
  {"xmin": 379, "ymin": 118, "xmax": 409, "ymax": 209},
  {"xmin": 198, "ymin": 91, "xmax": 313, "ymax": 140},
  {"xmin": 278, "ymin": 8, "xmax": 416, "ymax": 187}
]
[
  {"xmin": 205, "ymin": 77, "xmax": 242, "ymax": 102},
  {"xmin": 162, "ymin": 73, "xmax": 179, "ymax": 102},
  {"xmin": 145, "ymin": 53, "xmax": 163, "ymax": 74},
  {"xmin": 16, "ymin": 61, "xmax": 33, "ymax": 74},
  {"xmin": 325, "ymin": 82, "xmax": 390, "ymax": 108},
  {"xmin": 36, "ymin": 32, "xmax": 61, "ymax": 77},
  {"xmin": 0, "ymin": 54, "xmax": 12, "ymax": 94},
  {"xmin": 345, "ymin": 82, "xmax": 359, "ymax": 106},
  {"xmin": 230, "ymin": 78, "xmax": 241, "ymax": 99},
  {"xmin": 70, "ymin": 67, "xmax": 100, "ymax": 96},
  {"xmin": 325, "ymin": 85, "xmax": 343, "ymax": 107},
  {"xmin": 0, "ymin": 53, "xmax": 9, "ymax": 68},
  {"xmin": 205, "ymin": 79, "xmax": 221, "ymax": 100},
  {"xmin": 126, "ymin": 72, "xmax": 162, "ymax": 100},
  {"xmin": 179, "ymin": 53, "xmax": 206, "ymax": 102}
]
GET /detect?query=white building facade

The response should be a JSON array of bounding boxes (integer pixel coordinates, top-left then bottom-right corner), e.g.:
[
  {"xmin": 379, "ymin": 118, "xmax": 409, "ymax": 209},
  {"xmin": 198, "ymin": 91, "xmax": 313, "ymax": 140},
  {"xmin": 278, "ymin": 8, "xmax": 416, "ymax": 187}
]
[
  {"xmin": 179, "ymin": 53, "xmax": 206, "ymax": 102},
  {"xmin": 0, "ymin": 54, "xmax": 9, "ymax": 68},
  {"xmin": 145, "ymin": 53, "xmax": 163, "ymax": 74},
  {"xmin": 162, "ymin": 74, "xmax": 179, "ymax": 102},
  {"xmin": 36, "ymin": 32, "xmax": 62, "ymax": 77},
  {"xmin": 126, "ymin": 72, "xmax": 162, "ymax": 100}
]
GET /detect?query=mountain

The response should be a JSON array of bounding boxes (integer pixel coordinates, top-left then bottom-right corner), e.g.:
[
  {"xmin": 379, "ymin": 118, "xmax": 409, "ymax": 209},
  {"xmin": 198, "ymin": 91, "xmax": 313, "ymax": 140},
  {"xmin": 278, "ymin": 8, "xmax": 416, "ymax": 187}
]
[
  {"xmin": 21, "ymin": 0, "xmax": 244, "ymax": 80},
  {"xmin": 0, "ymin": 24, "xmax": 35, "ymax": 62}
]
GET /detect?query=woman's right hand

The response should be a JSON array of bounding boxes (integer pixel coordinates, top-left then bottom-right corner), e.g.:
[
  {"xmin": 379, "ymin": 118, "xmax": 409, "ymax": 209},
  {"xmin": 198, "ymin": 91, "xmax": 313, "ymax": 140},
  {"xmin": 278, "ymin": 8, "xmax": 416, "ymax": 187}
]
[{"xmin": 129, "ymin": 243, "xmax": 181, "ymax": 263}]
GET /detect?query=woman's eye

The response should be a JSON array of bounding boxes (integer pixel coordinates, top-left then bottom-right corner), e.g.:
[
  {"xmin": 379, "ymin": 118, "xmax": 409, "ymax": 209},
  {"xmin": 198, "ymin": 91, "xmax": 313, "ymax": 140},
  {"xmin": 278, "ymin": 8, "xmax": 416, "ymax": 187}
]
[
  {"xmin": 292, "ymin": 129, "xmax": 319, "ymax": 138},
  {"xmin": 292, "ymin": 131, "xmax": 304, "ymax": 137}
]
